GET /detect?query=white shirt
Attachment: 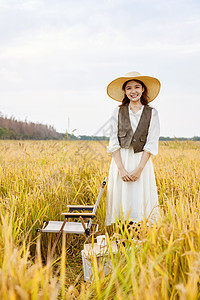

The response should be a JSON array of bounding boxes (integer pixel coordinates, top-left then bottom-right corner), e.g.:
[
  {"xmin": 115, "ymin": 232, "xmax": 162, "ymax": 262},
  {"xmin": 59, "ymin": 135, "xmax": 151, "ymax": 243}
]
[{"xmin": 107, "ymin": 105, "xmax": 160, "ymax": 156}]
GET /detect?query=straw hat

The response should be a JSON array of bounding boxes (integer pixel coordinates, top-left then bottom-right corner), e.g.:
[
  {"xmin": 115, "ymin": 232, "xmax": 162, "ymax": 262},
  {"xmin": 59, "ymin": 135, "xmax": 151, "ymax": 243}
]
[{"xmin": 107, "ymin": 71, "xmax": 161, "ymax": 102}]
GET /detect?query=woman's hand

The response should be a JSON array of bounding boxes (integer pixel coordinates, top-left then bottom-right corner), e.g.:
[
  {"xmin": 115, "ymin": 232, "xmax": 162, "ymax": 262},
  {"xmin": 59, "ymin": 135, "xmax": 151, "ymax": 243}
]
[
  {"xmin": 118, "ymin": 167, "xmax": 133, "ymax": 182},
  {"xmin": 112, "ymin": 150, "xmax": 132, "ymax": 182},
  {"xmin": 130, "ymin": 166, "xmax": 143, "ymax": 182},
  {"xmin": 112, "ymin": 149, "xmax": 150, "ymax": 183},
  {"xmin": 130, "ymin": 151, "xmax": 151, "ymax": 182}
]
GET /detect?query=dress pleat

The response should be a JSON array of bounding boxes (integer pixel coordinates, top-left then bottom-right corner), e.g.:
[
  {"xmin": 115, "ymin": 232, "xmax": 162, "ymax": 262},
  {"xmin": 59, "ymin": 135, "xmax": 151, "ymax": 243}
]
[{"xmin": 105, "ymin": 148, "xmax": 159, "ymax": 225}]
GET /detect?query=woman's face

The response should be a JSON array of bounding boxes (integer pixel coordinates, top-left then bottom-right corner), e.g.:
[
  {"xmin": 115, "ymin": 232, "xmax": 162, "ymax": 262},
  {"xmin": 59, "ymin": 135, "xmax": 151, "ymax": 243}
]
[{"xmin": 124, "ymin": 80, "xmax": 144, "ymax": 103}]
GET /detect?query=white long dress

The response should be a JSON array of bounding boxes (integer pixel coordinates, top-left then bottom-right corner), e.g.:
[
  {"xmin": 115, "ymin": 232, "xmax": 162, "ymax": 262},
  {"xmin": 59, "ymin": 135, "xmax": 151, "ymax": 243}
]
[{"xmin": 105, "ymin": 105, "xmax": 160, "ymax": 226}]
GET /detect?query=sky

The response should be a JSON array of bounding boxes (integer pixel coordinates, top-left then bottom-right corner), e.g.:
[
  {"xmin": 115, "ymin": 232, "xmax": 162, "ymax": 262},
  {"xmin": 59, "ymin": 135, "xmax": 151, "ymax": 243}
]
[{"xmin": 0, "ymin": 0, "xmax": 199, "ymax": 138}]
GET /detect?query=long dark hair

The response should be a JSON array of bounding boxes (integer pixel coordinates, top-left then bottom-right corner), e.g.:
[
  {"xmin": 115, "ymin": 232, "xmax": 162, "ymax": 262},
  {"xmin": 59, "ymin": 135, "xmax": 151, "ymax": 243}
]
[{"xmin": 119, "ymin": 79, "xmax": 149, "ymax": 107}]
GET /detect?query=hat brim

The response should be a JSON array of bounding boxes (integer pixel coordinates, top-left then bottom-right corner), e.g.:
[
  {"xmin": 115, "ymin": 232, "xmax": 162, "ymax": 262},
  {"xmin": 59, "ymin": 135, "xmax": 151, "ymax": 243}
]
[{"xmin": 107, "ymin": 75, "xmax": 161, "ymax": 102}]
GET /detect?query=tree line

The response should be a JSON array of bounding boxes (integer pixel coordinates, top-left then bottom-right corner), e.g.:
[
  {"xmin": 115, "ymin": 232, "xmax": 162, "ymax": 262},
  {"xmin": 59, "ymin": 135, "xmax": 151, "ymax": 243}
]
[
  {"xmin": 159, "ymin": 136, "xmax": 200, "ymax": 141},
  {"xmin": 0, "ymin": 113, "xmax": 60, "ymax": 140},
  {"xmin": 0, "ymin": 112, "xmax": 199, "ymax": 141}
]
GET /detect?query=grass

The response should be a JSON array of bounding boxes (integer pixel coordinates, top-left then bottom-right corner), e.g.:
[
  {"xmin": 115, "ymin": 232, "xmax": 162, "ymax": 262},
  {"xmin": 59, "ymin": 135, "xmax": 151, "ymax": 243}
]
[{"xmin": 0, "ymin": 140, "xmax": 199, "ymax": 299}]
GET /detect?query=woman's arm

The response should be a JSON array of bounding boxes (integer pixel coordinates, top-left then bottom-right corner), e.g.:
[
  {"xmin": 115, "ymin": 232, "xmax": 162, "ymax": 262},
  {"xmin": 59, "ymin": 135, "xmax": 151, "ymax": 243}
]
[
  {"xmin": 113, "ymin": 150, "xmax": 151, "ymax": 182},
  {"xmin": 130, "ymin": 150, "xmax": 151, "ymax": 181},
  {"xmin": 130, "ymin": 108, "xmax": 160, "ymax": 181},
  {"xmin": 112, "ymin": 149, "xmax": 133, "ymax": 182},
  {"xmin": 107, "ymin": 107, "xmax": 121, "ymax": 153},
  {"xmin": 143, "ymin": 108, "xmax": 160, "ymax": 156}
]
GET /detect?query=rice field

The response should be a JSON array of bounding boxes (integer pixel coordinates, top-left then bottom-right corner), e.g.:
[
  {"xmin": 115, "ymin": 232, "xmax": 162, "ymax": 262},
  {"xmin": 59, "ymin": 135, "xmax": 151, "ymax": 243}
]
[{"xmin": 0, "ymin": 140, "xmax": 199, "ymax": 299}]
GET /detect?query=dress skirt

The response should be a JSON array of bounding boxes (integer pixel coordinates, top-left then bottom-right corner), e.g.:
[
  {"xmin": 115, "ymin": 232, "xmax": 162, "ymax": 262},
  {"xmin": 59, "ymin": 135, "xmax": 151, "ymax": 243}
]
[{"xmin": 105, "ymin": 147, "xmax": 159, "ymax": 225}]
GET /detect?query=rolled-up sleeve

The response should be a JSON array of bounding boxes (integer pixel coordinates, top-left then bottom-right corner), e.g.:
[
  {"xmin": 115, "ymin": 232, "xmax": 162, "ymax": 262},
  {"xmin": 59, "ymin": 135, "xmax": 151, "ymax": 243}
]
[
  {"xmin": 107, "ymin": 107, "xmax": 121, "ymax": 153},
  {"xmin": 143, "ymin": 108, "xmax": 160, "ymax": 156}
]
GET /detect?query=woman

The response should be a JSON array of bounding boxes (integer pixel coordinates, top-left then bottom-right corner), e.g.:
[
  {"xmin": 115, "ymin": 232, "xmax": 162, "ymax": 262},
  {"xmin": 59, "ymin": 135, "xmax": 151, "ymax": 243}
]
[{"xmin": 106, "ymin": 71, "xmax": 161, "ymax": 226}]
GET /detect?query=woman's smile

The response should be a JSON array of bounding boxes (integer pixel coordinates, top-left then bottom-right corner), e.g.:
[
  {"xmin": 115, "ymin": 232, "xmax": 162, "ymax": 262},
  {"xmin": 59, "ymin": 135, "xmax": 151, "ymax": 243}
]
[
  {"xmin": 130, "ymin": 94, "xmax": 138, "ymax": 99},
  {"xmin": 125, "ymin": 80, "xmax": 144, "ymax": 102}
]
